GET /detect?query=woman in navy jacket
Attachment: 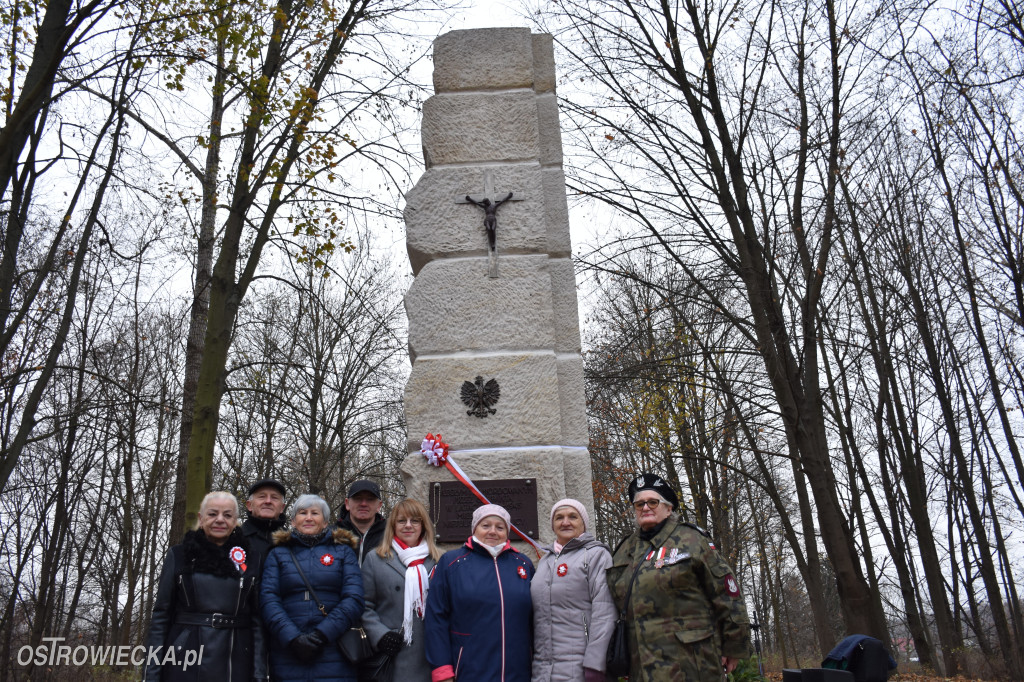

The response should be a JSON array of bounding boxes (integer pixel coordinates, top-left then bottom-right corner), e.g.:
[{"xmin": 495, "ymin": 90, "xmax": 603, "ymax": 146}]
[
  {"xmin": 424, "ymin": 504, "xmax": 534, "ymax": 682},
  {"xmin": 261, "ymin": 494, "xmax": 364, "ymax": 682}
]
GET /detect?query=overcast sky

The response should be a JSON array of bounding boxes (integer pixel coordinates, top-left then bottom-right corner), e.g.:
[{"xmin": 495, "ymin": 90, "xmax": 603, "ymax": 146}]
[{"xmin": 446, "ymin": 1, "xmax": 535, "ymax": 30}]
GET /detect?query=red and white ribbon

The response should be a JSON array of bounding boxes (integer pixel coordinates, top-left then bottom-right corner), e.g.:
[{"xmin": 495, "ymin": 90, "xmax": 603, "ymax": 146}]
[
  {"xmin": 420, "ymin": 433, "xmax": 541, "ymax": 557},
  {"xmin": 420, "ymin": 433, "xmax": 449, "ymax": 466}
]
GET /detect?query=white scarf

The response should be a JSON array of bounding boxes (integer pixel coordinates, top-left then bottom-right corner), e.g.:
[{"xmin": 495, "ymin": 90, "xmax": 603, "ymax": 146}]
[{"xmin": 393, "ymin": 539, "xmax": 430, "ymax": 644}]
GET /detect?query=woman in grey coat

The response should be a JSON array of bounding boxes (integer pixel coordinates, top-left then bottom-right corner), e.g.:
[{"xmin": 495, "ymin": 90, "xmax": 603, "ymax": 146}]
[
  {"xmin": 359, "ymin": 498, "xmax": 441, "ymax": 682},
  {"xmin": 532, "ymin": 499, "xmax": 617, "ymax": 682}
]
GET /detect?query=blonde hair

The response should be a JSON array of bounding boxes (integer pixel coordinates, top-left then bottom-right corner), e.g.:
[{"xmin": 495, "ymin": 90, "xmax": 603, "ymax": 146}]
[
  {"xmin": 193, "ymin": 491, "xmax": 241, "ymax": 530},
  {"xmin": 377, "ymin": 498, "xmax": 442, "ymax": 561}
]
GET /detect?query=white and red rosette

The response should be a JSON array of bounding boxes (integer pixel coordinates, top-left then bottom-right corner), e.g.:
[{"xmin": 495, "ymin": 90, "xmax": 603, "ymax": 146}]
[
  {"xmin": 557, "ymin": 563, "xmax": 568, "ymax": 577},
  {"xmin": 229, "ymin": 546, "xmax": 247, "ymax": 572},
  {"xmin": 420, "ymin": 433, "xmax": 450, "ymax": 466},
  {"xmin": 320, "ymin": 554, "xmax": 335, "ymax": 566}
]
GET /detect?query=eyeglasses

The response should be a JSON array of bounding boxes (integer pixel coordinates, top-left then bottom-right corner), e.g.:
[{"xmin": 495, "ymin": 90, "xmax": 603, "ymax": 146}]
[
  {"xmin": 396, "ymin": 518, "xmax": 423, "ymax": 526},
  {"xmin": 632, "ymin": 499, "xmax": 664, "ymax": 511}
]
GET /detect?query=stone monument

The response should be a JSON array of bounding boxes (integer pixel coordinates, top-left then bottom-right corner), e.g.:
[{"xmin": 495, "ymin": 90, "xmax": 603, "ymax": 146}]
[{"xmin": 401, "ymin": 27, "xmax": 591, "ymax": 549}]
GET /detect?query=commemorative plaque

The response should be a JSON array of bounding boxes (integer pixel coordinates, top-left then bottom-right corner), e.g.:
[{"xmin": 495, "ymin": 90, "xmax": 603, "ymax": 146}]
[{"xmin": 430, "ymin": 478, "xmax": 538, "ymax": 542}]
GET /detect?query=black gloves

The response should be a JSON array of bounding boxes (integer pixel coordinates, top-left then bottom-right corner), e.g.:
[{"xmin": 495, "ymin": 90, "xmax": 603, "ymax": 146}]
[
  {"xmin": 307, "ymin": 630, "xmax": 328, "ymax": 647},
  {"xmin": 376, "ymin": 630, "xmax": 404, "ymax": 656},
  {"xmin": 289, "ymin": 630, "xmax": 327, "ymax": 662}
]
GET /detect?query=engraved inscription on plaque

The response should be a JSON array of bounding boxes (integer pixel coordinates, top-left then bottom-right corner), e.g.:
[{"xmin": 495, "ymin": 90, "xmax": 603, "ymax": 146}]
[{"xmin": 431, "ymin": 479, "xmax": 538, "ymax": 543}]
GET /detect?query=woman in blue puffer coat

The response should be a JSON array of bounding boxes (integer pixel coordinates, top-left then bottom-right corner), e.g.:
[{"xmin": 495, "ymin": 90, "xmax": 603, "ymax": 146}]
[
  {"xmin": 261, "ymin": 494, "xmax": 364, "ymax": 682},
  {"xmin": 424, "ymin": 503, "xmax": 535, "ymax": 682}
]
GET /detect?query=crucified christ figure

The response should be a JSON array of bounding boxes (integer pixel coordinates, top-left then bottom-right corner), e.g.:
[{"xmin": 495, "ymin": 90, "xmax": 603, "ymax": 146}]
[{"xmin": 465, "ymin": 192, "xmax": 514, "ymax": 252}]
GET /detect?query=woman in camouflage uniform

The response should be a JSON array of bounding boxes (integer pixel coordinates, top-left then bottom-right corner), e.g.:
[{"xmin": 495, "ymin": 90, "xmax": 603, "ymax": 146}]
[{"xmin": 607, "ymin": 474, "xmax": 750, "ymax": 682}]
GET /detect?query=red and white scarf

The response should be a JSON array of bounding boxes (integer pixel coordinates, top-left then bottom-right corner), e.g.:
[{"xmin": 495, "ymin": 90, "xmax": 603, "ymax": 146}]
[{"xmin": 393, "ymin": 538, "xmax": 430, "ymax": 644}]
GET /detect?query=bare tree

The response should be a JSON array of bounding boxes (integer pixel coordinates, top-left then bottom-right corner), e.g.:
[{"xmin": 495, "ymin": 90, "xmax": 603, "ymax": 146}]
[{"xmin": 546, "ymin": 0, "xmax": 891, "ymax": 641}]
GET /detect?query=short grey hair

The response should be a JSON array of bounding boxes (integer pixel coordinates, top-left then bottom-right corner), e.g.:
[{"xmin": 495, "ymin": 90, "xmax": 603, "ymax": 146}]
[{"xmin": 290, "ymin": 494, "xmax": 331, "ymax": 522}]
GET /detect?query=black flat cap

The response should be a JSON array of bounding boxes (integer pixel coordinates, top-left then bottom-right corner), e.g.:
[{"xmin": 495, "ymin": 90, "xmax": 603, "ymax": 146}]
[
  {"xmin": 247, "ymin": 478, "xmax": 286, "ymax": 498},
  {"xmin": 346, "ymin": 479, "xmax": 381, "ymax": 499}
]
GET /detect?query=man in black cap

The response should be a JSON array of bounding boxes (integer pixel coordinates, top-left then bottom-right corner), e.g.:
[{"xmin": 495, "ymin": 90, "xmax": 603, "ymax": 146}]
[
  {"xmin": 335, "ymin": 479, "xmax": 386, "ymax": 565},
  {"xmin": 242, "ymin": 478, "xmax": 288, "ymax": 570}
]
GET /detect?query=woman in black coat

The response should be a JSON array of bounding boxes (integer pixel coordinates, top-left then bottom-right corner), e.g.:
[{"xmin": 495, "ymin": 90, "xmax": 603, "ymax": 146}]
[{"xmin": 144, "ymin": 491, "xmax": 266, "ymax": 682}]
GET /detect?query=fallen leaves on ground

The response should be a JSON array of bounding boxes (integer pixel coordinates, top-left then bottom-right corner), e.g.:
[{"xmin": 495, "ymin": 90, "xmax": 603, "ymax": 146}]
[{"xmin": 765, "ymin": 674, "xmax": 992, "ymax": 682}]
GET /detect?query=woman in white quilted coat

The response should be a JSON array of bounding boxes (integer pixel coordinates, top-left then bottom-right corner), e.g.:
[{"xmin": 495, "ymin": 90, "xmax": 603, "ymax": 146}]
[{"xmin": 531, "ymin": 499, "xmax": 617, "ymax": 682}]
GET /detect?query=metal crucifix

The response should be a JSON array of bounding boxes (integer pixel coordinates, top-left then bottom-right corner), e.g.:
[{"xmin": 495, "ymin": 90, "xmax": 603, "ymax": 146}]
[{"xmin": 455, "ymin": 171, "xmax": 523, "ymax": 278}]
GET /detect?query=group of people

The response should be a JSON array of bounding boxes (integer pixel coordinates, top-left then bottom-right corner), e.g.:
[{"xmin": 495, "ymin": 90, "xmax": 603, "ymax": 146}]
[{"xmin": 144, "ymin": 473, "xmax": 750, "ymax": 682}]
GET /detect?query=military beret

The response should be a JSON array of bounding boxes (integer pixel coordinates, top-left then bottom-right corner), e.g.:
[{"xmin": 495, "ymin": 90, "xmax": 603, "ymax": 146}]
[{"xmin": 627, "ymin": 472, "xmax": 680, "ymax": 510}]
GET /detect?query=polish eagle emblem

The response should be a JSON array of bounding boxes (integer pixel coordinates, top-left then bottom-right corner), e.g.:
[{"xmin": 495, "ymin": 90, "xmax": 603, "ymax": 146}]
[{"xmin": 461, "ymin": 376, "xmax": 500, "ymax": 418}]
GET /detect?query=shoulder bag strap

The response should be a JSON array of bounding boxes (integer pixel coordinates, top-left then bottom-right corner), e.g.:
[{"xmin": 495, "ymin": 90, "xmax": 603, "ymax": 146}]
[
  {"xmin": 611, "ymin": 535, "xmax": 630, "ymax": 556},
  {"xmin": 619, "ymin": 554, "xmax": 645, "ymax": 619},
  {"xmin": 287, "ymin": 548, "xmax": 327, "ymax": 616}
]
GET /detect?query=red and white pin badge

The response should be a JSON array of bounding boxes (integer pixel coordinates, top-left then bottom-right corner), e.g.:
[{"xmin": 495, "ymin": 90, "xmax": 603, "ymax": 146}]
[
  {"xmin": 229, "ymin": 546, "xmax": 247, "ymax": 572},
  {"xmin": 517, "ymin": 565, "xmax": 528, "ymax": 579},
  {"xmin": 556, "ymin": 563, "xmax": 568, "ymax": 577},
  {"xmin": 724, "ymin": 574, "xmax": 740, "ymax": 596},
  {"xmin": 320, "ymin": 554, "xmax": 335, "ymax": 566}
]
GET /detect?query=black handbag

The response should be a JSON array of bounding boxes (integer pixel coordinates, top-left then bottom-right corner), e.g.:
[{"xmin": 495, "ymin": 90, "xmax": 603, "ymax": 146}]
[
  {"xmin": 344, "ymin": 630, "xmax": 397, "ymax": 682},
  {"xmin": 337, "ymin": 625, "xmax": 374, "ymax": 663},
  {"xmin": 359, "ymin": 647, "xmax": 396, "ymax": 682},
  {"xmin": 606, "ymin": 559, "xmax": 645, "ymax": 677},
  {"xmin": 286, "ymin": 549, "xmax": 373, "ymax": 664}
]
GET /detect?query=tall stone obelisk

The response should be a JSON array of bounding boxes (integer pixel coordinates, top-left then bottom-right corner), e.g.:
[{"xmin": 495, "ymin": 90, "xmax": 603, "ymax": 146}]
[{"xmin": 401, "ymin": 28, "xmax": 591, "ymax": 548}]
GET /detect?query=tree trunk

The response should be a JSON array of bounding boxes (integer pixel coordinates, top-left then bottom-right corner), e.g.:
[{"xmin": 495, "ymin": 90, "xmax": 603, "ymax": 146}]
[
  {"xmin": 0, "ymin": 88, "xmax": 121, "ymax": 491},
  {"xmin": 790, "ymin": 457, "xmax": 835, "ymax": 652},
  {"xmin": 169, "ymin": 34, "xmax": 228, "ymax": 543},
  {"xmin": 182, "ymin": 0, "xmax": 368, "ymax": 526},
  {"xmin": 837, "ymin": 176, "xmax": 962, "ymax": 672},
  {"xmin": 0, "ymin": 0, "xmax": 89, "ymax": 198},
  {"xmin": 901, "ymin": 260, "xmax": 1016, "ymax": 673},
  {"xmin": 822, "ymin": 349, "xmax": 890, "ymax": 652}
]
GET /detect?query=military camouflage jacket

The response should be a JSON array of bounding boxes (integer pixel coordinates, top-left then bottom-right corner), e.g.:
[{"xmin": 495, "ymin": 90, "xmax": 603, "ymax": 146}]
[{"xmin": 608, "ymin": 516, "xmax": 750, "ymax": 681}]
